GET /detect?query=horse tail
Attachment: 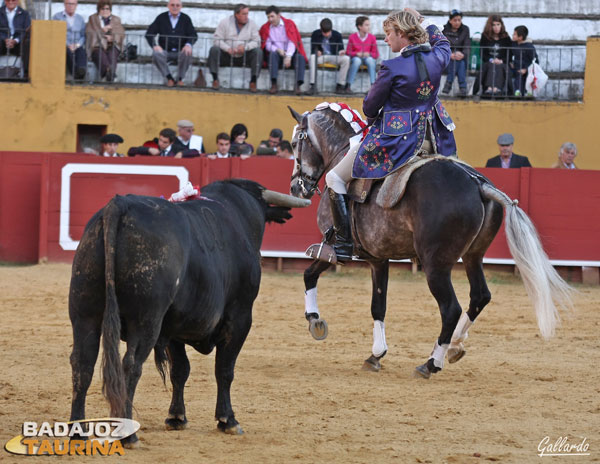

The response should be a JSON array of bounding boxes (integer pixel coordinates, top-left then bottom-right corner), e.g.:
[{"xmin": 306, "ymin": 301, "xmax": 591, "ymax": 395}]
[
  {"xmin": 101, "ymin": 196, "xmax": 127, "ymax": 417},
  {"xmin": 479, "ymin": 183, "xmax": 573, "ymax": 339}
]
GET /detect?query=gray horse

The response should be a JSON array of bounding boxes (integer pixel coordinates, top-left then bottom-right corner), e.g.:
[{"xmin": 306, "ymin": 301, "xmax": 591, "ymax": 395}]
[{"xmin": 288, "ymin": 105, "xmax": 572, "ymax": 378}]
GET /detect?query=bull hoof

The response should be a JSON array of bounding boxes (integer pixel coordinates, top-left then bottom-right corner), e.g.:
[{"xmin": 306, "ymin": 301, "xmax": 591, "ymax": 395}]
[
  {"xmin": 447, "ymin": 346, "xmax": 466, "ymax": 364},
  {"xmin": 362, "ymin": 354, "xmax": 382, "ymax": 372},
  {"xmin": 217, "ymin": 421, "xmax": 243, "ymax": 435},
  {"xmin": 165, "ymin": 415, "xmax": 188, "ymax": 430},
  {"xmin": 308, "ymin": 318, "xmax": 328, "ymax": 340}
]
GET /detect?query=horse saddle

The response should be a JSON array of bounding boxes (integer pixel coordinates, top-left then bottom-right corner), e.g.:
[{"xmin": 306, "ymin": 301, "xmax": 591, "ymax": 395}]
[{"xmin": 348, "ymin": 155, "xmax": 469, "ymax": 209}]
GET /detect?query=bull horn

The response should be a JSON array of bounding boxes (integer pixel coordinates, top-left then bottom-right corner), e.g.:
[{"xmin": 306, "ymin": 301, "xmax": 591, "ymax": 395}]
[
  {"xmin": 288, "ymin": 106, "xmax": 304, "ymax": 124},
  {"xmin": 262, "ymin": 189, "xmax": 311, "ymax": 208}
]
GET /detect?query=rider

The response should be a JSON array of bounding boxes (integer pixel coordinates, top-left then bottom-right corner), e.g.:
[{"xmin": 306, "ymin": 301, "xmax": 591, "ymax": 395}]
[{"xmin": 323, "ymin": 8, "xmax": 457, "ymax": 262}]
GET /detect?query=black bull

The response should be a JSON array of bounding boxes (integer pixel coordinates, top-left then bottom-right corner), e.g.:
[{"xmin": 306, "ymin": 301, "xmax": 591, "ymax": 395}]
[{"xmin": 69, "ymin": 179, "xmax": 309, "ymax": 445}]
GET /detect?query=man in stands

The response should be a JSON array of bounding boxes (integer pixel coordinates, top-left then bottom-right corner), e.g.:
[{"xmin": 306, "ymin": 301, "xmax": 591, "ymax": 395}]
[
  {"xmin": 551, "ymin": 142, "xmax": 578, "ymax": 169},
  {"xmin": 128, "ymin": 128, "xmax": 178, "ymax": 156},
  {"xmin": 53, "ymin": 0, "xmax": 87, "ymax": 80},
  {"xmin": 308, "ymin": 18, "xmax": 350, "ymax": 94},
  {"xmin": 99, "ymin": 133, "xmax": 124, "ymax": 157},
  {"xmin": 259, "ymin": 5, "xmax": 307, "ymax": 95},
  {"xmin": 145, "ymin": 0, "xmax": 197, "ymax": 87},
  {"xmin": 207, "ymin": 132, "xmax": 233, "ymax": 159},
  {"xmin": 208, "ymin": 3, "xmax": 262, "ymax": 92},
  {"xmin": 0, "ymin": 0, "xmax": 31, "ymax": 77},
  {"xmin": 256, "ymin": 127, "xmax": 283, "ymax": 155},
  {"xmin": 485, "ymin": 133, "xmax": 532, "ymax": 168},
  {"xmin": 172, "ymin": 119, "xmax": 204, "ymax": 157}
]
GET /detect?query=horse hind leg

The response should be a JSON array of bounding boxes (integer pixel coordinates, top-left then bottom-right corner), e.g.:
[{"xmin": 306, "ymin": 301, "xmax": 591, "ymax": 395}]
[
  {"xmin": 362, "ymin": 260, "xmax": 389, "ymax": 372},
  {"xmin": 415, "ymin": 267, "xmax": 462, "ymax": 379},
  {"xmin": 304, "ymin": 259, "xmax": 332, "ymax": 340},
  {"xmin": 448, "ymin": 254, "xmax": 492, "ymax": 364}
]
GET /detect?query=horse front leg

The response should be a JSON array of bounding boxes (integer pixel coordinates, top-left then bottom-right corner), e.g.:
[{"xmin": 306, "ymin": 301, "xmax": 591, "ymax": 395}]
[
  {"xmin": 304, "ymin": 259, "xmax": 332, "ymax": 340},
  {"xmin": 363, "ymin": 260, "xmax": 389, "ymax": 372}
]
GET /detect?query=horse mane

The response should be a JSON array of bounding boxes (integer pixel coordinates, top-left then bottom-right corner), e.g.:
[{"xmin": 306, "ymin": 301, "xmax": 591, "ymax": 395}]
[{"xmin": 308, "ymin": 108, "xmax": 357, "ymax": 161}]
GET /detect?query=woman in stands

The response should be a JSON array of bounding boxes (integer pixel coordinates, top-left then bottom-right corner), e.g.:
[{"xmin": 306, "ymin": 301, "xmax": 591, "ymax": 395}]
[
  {"xmin": 86, "ymin": 0, "xmax": 125, "ymax": 82},
  {"xmin": 479, "ymin": 15, "xmax": 512, "ymax": 96},
  {"xmin": 230, "ymin": 123, "xmax": 254, "ymax": 158}
]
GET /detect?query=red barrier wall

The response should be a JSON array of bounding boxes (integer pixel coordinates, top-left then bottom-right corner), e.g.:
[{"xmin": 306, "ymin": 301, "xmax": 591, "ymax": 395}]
[{"xmin": 1, "ymin": 152, "xmax": 599, "ymax": 265}]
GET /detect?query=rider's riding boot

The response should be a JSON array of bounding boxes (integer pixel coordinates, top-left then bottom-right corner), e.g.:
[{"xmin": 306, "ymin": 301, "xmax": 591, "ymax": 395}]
[{"xmin": 329, "ymin": 189, "xmax": 353, "ymax": 262}]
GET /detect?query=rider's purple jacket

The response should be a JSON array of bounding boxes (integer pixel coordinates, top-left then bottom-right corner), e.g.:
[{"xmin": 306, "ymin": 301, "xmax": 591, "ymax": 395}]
[{"xmin": 353, "ymin": 23, "xmax": 457, "ymax": 179}]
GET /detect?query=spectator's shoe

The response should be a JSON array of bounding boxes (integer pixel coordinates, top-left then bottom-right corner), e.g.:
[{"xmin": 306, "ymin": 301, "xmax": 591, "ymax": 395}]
[
  {"xmin": 344, "ymin": 84, "xmax": 352, "ymax": 94},
  {"xmin": 294, "ymin": 84, "xmax": 302, "ymax": 95},
  {"xmin": 308, "ymin": 84, "xmax": 316, "ymax": 95},
  {"xmin": 105, "ymin": 70, "xmax": 114, "ymax": 82},
  {"xmin": 335, "ymin": 83, "xmax": 345, "ymax": 94},
  {"xmin": 212, "ymin": 79, "xmax": 220, "ymax": 90},
  {"xmin": 269, "ymin": 83, "xmax": 278, "ymax": 94},
  {"xmin": 167, "ymin": 78, "xmax": 176, "ymax": 87},
  {"xmin": 75, "ymin": 67, "xmax": 86, "ymax": 80},
  {"xmin": 458, "ymin": 87, "xmax": 467, "ymax": 97},
  {"xmin": 249, "ymin": 82, "xmax": 257, "ymax": 93},
  {"xmin": 177, "ymin": 80, "xmax": 185, "ymax": 87},
  {"xmin": 441, "ymin": 82, "xmax": 452, "ymax": 94},
  {"xmin": 514, "ymin": 90, "xmax": 521, "ymax": 97}
]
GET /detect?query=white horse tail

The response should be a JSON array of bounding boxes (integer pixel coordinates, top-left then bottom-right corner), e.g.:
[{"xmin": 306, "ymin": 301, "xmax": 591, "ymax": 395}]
[{"xmin": 479, "ymin": 183, "xmax": 574, "ymax": 339}]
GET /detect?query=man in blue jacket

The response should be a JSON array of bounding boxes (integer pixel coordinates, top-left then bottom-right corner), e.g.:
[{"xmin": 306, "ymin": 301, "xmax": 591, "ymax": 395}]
[
  {"xmin": 0, "ymin": 0, "xmax": 31, "ymax": 77},
  {"xmin": 308, "ymin": 18, "xmax": 350, "ymax": 94},
  {"xmin": 53, "ymin": 0, "xmax": 87, "ymax": 79},
  {"xmin": 146, "ymin": 0, "xmax": 198, "ymax": 87}
]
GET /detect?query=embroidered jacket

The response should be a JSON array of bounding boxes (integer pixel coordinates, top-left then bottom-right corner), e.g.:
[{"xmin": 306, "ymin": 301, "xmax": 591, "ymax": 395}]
[{"xmin": 353, "ymin": 24, "xmax": 457, "ymax": 179}]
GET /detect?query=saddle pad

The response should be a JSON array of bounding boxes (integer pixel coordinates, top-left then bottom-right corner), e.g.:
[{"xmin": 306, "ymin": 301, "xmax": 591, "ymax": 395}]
[{"xmin": 376, "ymin": 155, "xmax": 469, "ymax": 209}]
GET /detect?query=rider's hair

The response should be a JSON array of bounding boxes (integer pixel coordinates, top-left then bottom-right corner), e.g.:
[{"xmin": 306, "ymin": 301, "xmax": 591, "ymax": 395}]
[{"xmin": 383, "ymin": 11, "xmax": 428, "ymax": 45}]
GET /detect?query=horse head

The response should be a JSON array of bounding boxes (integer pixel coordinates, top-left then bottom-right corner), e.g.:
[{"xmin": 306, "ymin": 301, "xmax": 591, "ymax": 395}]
[{"xmin": 288, "ymin": 105, "xmax": 355, "ymax": 199}]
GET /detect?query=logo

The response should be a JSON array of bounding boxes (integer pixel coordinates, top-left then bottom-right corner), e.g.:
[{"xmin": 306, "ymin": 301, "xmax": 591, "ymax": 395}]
[
  {"xmin": 5, "ymin": 418, "xmax": 140, "ymax": 456},
  {"xmin": 538, "ymin": 436, "xmax": 590, "ymax": 457}
]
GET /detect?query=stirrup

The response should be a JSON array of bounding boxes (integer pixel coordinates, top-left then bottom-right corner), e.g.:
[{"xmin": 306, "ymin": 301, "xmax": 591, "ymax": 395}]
[{"xmin": 306, "ymin": 242, "xmax": 338, "ymax": 264}]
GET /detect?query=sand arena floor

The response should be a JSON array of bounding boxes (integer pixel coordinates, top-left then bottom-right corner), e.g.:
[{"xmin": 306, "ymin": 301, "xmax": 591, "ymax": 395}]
[{"xmin": 0, "ymin": 263, "xmax": 598, "ymax": 463}]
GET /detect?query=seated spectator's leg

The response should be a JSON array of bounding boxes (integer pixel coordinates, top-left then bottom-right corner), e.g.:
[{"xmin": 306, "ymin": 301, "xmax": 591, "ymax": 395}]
[
  {"xmin": 74, "ymin": 46, "xmax": 87, "ymax": 79},
  {"xmin": 177, "ymin": 49, "xmax": 192, "ymax": 83},
  {"xmin": 21, "ymin": 31, "xmax": 30, "ymax": 78},
  {"xmin": 346, "ymin": 56, "xmax": 361, "ymax": 87},
  {"xmin": 65, "ymin": 47, "xmax": 75, "ymax": 76},
  {"xmin": 293, "ymin": 52, "xmax": 305, "ymax": 86},
  {"xmin": 364, "ymin": 56, "xmax": 376, "ymax": 84},
  {"xmin": 246, "ymin": 47, "xmax": 262, "ymax": 84},
  {"xmin": 309, "ymin": 53, "xmax": 317, "ymax": 85},
  {"xmin": 152, "ymin": 48, "xmax": 173, "ymax": 82},
  {"xmin": 337, "ymin": 54, "xmax": 350, "ymax": 86},
  {"xmin": 91, "ymin": 48, "xmax": 103, "ymax": 78},
  {"xmin": 268, "ymin": 50, "xmax": 280, "ymax": 82},
  {"xmin": 208, "ymin": 45, "xmax": 223, "ymax": 82},
  {"xmin": 107, "ymin": 46, "xmax": 119, "ymax": 79},
  {"xmin": 456, "ymin": 59, "xmax": 467, "ymax": 91}
]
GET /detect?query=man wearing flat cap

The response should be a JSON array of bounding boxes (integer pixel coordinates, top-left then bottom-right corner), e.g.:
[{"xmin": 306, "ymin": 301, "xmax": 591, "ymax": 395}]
[
  {"xmin": 485, "ymin": 133, "xmax": 531, "ymax": 168},
  {"xmin": 172, "ymin": 119, "xmax": 205, "ymax": 157},
  {"xmin": 99, "ymin": 133, "xmax": 124, "ymax": 157}
]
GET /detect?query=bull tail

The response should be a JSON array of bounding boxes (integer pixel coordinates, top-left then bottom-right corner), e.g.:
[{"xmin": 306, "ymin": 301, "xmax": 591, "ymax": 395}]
[
  {"xmin": 101, "ymin": 196, "xmax": 127, "ymax": 417},
  {"xmin": 479, "ymin": 183, "xmax": 574, "ymax": 339}
]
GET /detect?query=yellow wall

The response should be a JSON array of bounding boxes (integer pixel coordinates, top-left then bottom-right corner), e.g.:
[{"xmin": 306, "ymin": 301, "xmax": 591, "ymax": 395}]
[{"xmin": 2, "ymin": 21, "xmax": 598, "ymax": 169}]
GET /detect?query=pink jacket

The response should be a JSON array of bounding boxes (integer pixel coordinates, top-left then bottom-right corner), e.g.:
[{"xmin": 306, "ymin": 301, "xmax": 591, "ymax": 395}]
[{"xmin": 346, "ymin": 32, "xmax": 379, "ymax": 59}]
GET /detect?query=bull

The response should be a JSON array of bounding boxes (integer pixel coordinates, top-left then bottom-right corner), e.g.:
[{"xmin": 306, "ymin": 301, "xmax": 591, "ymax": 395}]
[{"xmin": 68, "ymin": 179, "xmax": 310, "ymax": 446}]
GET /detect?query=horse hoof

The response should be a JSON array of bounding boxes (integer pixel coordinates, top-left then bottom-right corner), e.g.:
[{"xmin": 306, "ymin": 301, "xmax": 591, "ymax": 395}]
[
  {"xmin": 362, "ymin": 354, "xmax": 381, "ymax": 372},
  {"xmin": 447, "ymin": 347, "xmax": 466, "ymax": 364},
  {"xmin": 414, "ymin": 363, "xmax": 431, "ymax": 379},
  {"xmin": 121, "ymin": 437, "xmax": 140, "ymax": 449},
  {"xmin": 219, "ymin": 423, "xmax": 244, "ymax": 435},
  {"xmin": 309, "ymin": 318, "xmax": 328, "ymax": 340},
  {"xmin": 165, "ymin": 416, "xmax": 188, "ymax": 430}
]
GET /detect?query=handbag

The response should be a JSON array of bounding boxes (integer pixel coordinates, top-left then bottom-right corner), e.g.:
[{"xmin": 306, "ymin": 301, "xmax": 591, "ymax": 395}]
[
  {"xmin": 118, "ymin": 43, "xmax": 138, "ymax": 62},
  {"xmin": 525, "ymin": 59, "xmax": 548, "ymax": 97}
]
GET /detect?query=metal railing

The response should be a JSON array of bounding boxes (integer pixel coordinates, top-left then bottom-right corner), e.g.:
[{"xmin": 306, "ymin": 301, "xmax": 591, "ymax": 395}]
[{"xmin": 0, "ymin": 27, "xmax": 30, "ymax": 81}]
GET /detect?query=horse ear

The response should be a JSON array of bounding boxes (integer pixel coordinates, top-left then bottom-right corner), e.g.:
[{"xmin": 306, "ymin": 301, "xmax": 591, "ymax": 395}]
[{"xmin": 288, "ymin": 106, "xmax": 304, "ymax": 124}]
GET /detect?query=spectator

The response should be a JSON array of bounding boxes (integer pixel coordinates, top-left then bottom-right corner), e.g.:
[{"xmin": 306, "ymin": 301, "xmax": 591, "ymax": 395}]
[
  {"xmin": 145, "ymin": 0, "xmax": 197, "ymax": 87},
  {"xmin": 345, "ymin": 16, "xmax": 379, "ymax": 93},
  {"xmin": 485, "ymin": 133, "xmax": 531, "ymax": 168},
  {"xmin": 99, "ymin": 133, "xmax": 124, "ymax": 157},
  {"xmin": 478, "ymin": 15, "xmax": 512, "ymax": 96},
  {"xmin": 441, "ymin": 9, "xmax": 469, "ymax": 97},
  {"xmin": 259, "ymin": 5, "xmax": 307, "ymax": 95},
  {"xmin": 511, "ymin": 25, "xmax": 537, "ymax": 97},
  {"xmin": 551, "ymin": 142, "xmax": 578, "ymax": 169},
  {"xmin": 256, "ymin": 127, "xmax": 283, "ymax": 155},
  {"xmin": 0, "ymin": 0, "xmax": 31, "ymax": 77},
  {"xmin": 276, "ymin": 140, "xmax": 294, "ymax": 159},
  {"xmin": 128, "ymin": 128, "xmax": 177, "ymax": 156},
  {"xmin": 53, "ymin": 0, "xmax": 87, "ymax": 80},
  {"xmin": 208, "ymin": 3, "xmax": 262, "ymax": 92},
  {"xmin": 207, "ymin": 132, "xmax": 233, "ymax": 159},
  {"xmin": 172, "ymin": 119, "xmax": 204, "ymax": 157},
  {"xmin": 309, "ymin": 18, "xmax": 350, "ymax": 95},
  {"xmin": 229, "ymin": 123, "xmax": 253, "ymax": 158},
  {"xmin": 86, "ymin": 0, "xmax": 124, "ymax": 82}
]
